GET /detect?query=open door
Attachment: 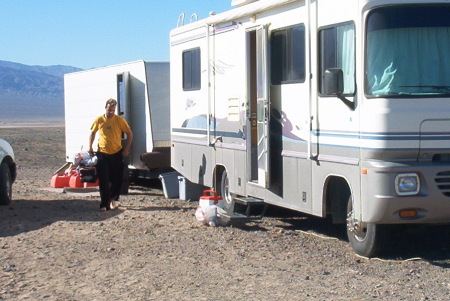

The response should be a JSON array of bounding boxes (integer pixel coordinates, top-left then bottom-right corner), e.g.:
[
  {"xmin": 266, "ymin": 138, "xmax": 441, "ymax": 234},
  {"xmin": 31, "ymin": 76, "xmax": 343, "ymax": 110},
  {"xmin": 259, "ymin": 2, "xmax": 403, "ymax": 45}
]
[
  {"xmin": 247, "ymin": 25, "xmax": 270, "ymax": 188},
  {"xmin": 117, "ymin": 71, "xmax": 132, "ymax": 151},
  {"xmin": 117, "ymin": 72, "xmax": 131, "ymax": 121},
  {"xmin": 117, "ymin": 72, "xmax": 132, "ymax": 193}
]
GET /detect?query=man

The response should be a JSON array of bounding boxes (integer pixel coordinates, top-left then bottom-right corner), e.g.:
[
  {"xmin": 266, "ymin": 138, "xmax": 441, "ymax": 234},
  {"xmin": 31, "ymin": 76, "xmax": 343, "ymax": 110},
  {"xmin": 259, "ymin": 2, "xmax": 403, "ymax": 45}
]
[{"xmin": 88, "ymin": 98, "xmax": 133, "ymax": 211}]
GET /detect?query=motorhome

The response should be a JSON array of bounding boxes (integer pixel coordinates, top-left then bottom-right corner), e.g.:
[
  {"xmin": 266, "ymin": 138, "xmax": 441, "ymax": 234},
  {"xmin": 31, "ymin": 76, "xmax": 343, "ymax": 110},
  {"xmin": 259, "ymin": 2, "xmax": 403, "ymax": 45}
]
[
  {"xmin": 64, "ymin": 60, "xmax": 171, "ymax": 188},
  {"xmin": 170, "ymin": 0, "xmax": 450, "ymax": 257}
]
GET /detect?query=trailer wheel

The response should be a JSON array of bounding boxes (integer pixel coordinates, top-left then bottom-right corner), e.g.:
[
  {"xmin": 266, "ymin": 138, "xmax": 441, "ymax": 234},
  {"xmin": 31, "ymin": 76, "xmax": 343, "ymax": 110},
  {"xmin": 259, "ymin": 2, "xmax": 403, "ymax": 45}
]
[
  {"xmin": 0, "ymin": 162, "xmax": 12, "ymax": 206},
  {"xmin": 346, "ymin": 195, "xmax": 387, "ymax": 258},
  {"xmin": 219, "ymin": 169, "xmax": 235, "ymax": 213}
]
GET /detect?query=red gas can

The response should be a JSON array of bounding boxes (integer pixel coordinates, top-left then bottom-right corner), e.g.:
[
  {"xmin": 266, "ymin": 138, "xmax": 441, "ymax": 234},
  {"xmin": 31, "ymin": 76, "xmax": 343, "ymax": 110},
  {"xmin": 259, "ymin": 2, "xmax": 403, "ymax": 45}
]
[
  {"xmin": 69, "ymin": 173, "xmax": 83, "ymax": 188},
  {"xmin": 199, "ymin": 190, "xmax": 223, "ymax": 207},
  {"xmin": 50, "ymin": 173, "xmax": 71, "ymax": 188}
]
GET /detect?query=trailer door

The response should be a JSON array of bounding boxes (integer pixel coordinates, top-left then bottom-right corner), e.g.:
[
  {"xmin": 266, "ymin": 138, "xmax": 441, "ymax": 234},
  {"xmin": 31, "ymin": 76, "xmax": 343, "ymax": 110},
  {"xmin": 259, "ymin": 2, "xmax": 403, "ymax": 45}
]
[{"xmin": 117, "ymin": 71, "xmax": 132, "ymax": 164}]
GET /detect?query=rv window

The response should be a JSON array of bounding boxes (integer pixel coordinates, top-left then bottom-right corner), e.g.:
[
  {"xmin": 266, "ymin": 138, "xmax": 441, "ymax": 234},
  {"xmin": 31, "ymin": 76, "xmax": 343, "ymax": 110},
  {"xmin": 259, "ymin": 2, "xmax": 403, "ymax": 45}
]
[
  {"xmin": 183, "ymin": 48, "xmax": 201, "ymax": 91},
  {"xmin": 366, "ymin": 5, "xmax": 450, "ymax": 97},
  {"xmin": 271, "ymin": 25, "xmax": 305, "ymax": 85},
  {"xmin": 319, "ymin": 23, "xmax": 355, "ymax": 95}
]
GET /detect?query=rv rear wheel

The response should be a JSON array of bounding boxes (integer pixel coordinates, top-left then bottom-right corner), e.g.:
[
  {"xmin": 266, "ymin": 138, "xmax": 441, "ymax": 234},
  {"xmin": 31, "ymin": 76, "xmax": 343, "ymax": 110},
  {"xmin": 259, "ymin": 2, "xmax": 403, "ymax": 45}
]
[
  {"xmin": 219, "ymin": 169, "xmax": 235, "ymax": 213},
  {"xmin": 346, "ymin": 196, "xmax": 387, "ymax": 258},
  {"xmin": 0, "ymin": 162, "xmax": 12, "ymax": 206}
]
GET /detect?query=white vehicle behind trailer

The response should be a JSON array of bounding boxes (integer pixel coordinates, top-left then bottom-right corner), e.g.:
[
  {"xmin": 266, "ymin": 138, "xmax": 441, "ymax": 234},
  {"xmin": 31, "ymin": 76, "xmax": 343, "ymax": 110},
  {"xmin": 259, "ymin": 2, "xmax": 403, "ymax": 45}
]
[
  {"xmin": 0, "ymin": 138, "xmax": 17, "ymax": 205},
  {"xmin": 170, "ymin": 0, "xmax": 450, "ymax": 257},
  {"xmin": 64, "ymin": 60, "xmax": 171, "ymax": 187}
]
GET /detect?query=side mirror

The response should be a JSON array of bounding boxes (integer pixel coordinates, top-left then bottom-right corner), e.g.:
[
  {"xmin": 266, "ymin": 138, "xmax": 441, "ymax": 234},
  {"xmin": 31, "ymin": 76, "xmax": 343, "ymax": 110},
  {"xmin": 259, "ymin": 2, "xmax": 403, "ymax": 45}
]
[
  {"xmin": 323, "ymin": 68, "xmax": 355, "ymax": 111},
  {"xmin": 323, "ymin": 68, "xmax": 344, "ymax": 95}
]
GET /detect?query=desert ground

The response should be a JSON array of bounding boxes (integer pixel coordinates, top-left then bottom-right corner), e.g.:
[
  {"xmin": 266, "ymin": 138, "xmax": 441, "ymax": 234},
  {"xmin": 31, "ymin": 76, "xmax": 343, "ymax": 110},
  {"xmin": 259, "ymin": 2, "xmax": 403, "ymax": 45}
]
[{"xmin": 1, "ymin": 126, "xmax": 450, "ymax": 300}]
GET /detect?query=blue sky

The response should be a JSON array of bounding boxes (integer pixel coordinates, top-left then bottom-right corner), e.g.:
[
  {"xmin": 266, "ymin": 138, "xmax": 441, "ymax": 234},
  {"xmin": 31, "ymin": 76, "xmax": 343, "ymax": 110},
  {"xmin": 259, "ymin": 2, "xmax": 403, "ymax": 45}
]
[{"xmin": 0, "ymin": 0, "xmax": 231, "ymax": 70}]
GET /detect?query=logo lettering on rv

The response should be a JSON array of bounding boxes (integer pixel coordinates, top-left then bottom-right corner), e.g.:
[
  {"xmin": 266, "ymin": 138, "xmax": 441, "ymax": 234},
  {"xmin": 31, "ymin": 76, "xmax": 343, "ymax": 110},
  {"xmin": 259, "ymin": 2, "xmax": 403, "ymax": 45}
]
[
  {"xmin": 210, "ymin": 59, "xmax": 234, "ymax": 75},
  {"xmin": 185, "ymin": 98, "xmax": 196, "ymax": 110}
]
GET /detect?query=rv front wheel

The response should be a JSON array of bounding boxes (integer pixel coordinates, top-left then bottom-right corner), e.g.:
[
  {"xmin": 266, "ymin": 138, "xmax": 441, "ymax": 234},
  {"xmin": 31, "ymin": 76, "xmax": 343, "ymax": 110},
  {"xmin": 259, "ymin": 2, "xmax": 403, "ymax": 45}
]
[
  {"xmin": 346, "ymin": 196, "xmax": 387, "ymax": 258},
  {"xmin": 219, "ymin": 169, "xmax": 235, "ymax": 213}
]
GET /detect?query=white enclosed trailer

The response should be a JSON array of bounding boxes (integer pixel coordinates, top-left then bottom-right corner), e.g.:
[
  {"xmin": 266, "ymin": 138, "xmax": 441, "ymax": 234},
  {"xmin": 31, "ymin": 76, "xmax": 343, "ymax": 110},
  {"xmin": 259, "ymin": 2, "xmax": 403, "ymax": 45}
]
[
  {"xmin": 170, "ymin": 0, "xmax": 450, "ymax": 257},
  {"xmin": 64, "ymin": 60, "xmax": 171, "ymax": 182}
]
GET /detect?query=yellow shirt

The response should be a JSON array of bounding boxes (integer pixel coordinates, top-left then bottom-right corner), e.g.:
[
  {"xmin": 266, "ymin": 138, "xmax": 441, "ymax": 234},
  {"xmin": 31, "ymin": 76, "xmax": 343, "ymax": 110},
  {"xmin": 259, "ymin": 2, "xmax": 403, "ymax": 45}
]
[{"xmin": 91, "ymin": 115, "xmax": 131, "ymax": 154}]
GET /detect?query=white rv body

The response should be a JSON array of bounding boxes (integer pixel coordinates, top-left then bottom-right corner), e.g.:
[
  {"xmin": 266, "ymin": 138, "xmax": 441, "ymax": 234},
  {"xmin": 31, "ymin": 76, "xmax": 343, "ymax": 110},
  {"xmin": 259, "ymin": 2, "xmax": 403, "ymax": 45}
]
[
  {"xmin": 170, "ymin": 0, "xmax": 450, "ymax": 256},
  {"xmin": 65, "ymin": 60, "xmax": 171, "ymax": 177}
]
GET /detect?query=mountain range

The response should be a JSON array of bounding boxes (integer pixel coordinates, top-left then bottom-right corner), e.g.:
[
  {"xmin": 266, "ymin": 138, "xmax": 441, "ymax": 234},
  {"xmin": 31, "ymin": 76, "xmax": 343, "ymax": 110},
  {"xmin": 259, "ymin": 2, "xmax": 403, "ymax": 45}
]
[{"xmin": 0, "ymin": 60, "xmax": 82, "ymax": 122}]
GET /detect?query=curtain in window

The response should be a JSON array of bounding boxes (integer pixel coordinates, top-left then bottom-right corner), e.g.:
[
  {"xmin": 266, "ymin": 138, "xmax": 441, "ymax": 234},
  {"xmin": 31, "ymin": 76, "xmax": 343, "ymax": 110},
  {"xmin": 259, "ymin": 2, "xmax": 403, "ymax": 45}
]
[
  {"xmin": 367, "ymin": 28, "xmax": 450, "ymax": 95},
  {"xmin": 337, "ymin": 24, "xmax": 355, "ymax": 94}
]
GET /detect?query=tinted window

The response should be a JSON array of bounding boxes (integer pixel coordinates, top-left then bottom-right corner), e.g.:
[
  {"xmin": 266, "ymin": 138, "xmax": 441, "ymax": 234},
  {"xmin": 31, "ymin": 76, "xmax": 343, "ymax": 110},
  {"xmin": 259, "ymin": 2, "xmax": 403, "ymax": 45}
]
[
  {"xmin": 271, "ymin": 25, "xmax": 305, "ymax": 84},
  {"xmin": 319, "ymin": 23, "xmax": 355, "ymax": 95},
  {"xmin": 183, "ymin": 48, "xmax": 201, "ymax": 91}
]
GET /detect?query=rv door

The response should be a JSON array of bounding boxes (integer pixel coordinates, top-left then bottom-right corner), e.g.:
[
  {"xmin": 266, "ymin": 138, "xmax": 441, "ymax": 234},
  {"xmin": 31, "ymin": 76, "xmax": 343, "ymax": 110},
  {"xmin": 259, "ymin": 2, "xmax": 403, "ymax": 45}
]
[{"xmin": 256, "ymin": 26, "xmax": 270, "ymax": 187}]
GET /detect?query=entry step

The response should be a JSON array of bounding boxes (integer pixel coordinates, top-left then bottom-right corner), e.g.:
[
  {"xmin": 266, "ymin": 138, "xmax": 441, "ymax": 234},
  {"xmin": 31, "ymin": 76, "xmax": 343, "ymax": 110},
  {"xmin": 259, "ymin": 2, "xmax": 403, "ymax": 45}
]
[
  {"xmin": 219, "ymin": 212, "xmax": 249, "ymax": 220},
  {"xmin": 233, "ymin": 196, "xmax": 267, "ymax": 217},
  {"xmin": 218, "ymin": 212, "xmax": 260, "ymax": 225},
  {"xmin": 234, "ymin": 196, "xmax": 265, "ymax": 205}
]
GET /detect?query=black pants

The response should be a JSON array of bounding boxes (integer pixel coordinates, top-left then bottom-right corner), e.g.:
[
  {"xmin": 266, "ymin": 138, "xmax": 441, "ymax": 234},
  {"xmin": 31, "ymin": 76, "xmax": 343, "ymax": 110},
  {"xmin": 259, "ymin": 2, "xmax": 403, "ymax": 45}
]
[{"xmin": 96, "ymin": 151, "xmax": 123, "ymax": 209}]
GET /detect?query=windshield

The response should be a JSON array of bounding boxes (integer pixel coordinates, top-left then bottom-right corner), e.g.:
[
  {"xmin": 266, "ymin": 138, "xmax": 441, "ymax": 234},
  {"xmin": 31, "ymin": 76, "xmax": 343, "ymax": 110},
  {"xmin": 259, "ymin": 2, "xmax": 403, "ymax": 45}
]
[{"xmin": 366, "ymin": 6, "xmax": 450, "ymax": 97}]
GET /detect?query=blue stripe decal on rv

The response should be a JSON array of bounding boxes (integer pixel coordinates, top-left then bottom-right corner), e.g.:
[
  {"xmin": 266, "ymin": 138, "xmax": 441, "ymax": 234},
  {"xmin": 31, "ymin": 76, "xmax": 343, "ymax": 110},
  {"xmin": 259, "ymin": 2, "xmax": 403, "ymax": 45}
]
[
  {"xmin": 312, "ymin": 130, "xmax": 418, "ymax": 140},
  {"xmin": 312, "ymin": 130, "xmax": 450, "ymax": 141},
  {"xmin": 172, "ymin": 128, "xmax": 245, "ymax": 139},
  {"xmin": 172, "ymin": 128, "xmax": 450, "ymax": 152},
  {"xmin": 172, "ymin": 128, "xmax": 208, "ymax": 135},
  {"xmin": 173, "ymin": 128, "xmax": 450, "ymax": 142}
]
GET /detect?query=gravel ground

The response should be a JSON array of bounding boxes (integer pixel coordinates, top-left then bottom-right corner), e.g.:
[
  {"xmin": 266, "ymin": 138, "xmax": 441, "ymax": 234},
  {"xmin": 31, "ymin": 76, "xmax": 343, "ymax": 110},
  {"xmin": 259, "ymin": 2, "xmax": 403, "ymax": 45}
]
[{"xmin": 0, "ymin": 126, "xmax": 449, "ymax": 300}]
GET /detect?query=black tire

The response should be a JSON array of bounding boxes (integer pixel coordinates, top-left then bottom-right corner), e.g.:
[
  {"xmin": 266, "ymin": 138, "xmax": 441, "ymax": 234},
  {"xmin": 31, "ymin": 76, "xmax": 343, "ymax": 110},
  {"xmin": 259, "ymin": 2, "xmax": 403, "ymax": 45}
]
[
  {"xmin": 346, "ymin": 196, "xmax": 388, "ymax": 258},
  {"xmin": 0, "ymin": 162, "xmax": 12, "ymax": 206},
  {"xmin": 219, "ymin": 169, "xmax": 235, "ymax": 213}
]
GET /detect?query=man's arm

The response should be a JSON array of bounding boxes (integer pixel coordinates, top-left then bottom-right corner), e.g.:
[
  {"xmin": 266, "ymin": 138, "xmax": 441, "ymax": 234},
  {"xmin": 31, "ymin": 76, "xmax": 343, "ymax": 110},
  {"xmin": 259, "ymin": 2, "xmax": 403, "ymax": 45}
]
[
  {"xmin": 88, "ymin": 131, "xmax": 96, "ymax": 154},
  {"xmin": 122, "ymin": 129, "xmax": 133, "ymax": 157}
]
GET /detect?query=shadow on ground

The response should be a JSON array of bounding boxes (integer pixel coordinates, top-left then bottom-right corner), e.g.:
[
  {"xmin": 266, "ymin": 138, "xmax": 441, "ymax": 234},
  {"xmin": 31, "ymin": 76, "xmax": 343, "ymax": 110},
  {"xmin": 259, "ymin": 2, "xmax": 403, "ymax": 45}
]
[
  {"xmin": 0, "ymin": 198, "xmax": 121, "ymax": 238},
  {"xmin": 233, "ymin": 205, "xmax": 450, "ymax": 265},
  {"xmin": 0, "ymin": 179, "xmax": 174, "ymax": 238}
]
